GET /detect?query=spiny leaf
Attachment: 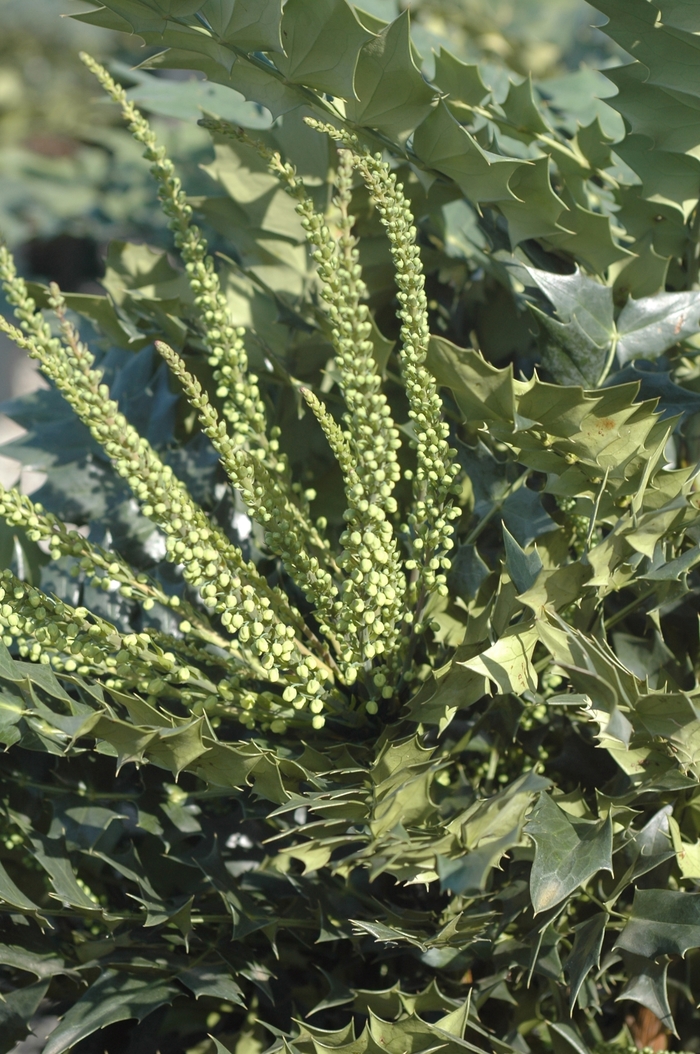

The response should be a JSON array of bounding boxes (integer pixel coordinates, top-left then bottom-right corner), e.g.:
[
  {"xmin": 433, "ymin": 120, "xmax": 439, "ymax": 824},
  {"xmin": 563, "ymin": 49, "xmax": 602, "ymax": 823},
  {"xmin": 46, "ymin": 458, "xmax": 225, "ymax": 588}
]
[
  {"xmin": 432, "ymin": 47, "xmax": 489, "ymax": 109},
  {"xmin": 346, "ymin": 12, "xmax": 435, "ymax": 139},
  {"xmin": 200, "ymin": 0, "xmax": 284, "ymax": 52},
  {"xmin": 524, "ymin": 266, "xmax": 614, "ymax": 348},
  {"xmin": 0, "ymin": 981, "xmax": 51, "ymax": 1054},
  {"xmin": 565, "ymin": 913, "xmax": 607, "ymax": 1010},
  {"xmin": 499, "ymin": 157, "xmax": 569, "ymax": 247},
  {"xmin": 413, "ymin": 100, "xmax": 524, "ymax": 205},
  {"xmin": 503, "ymin": 526, "xmax": 542, "ymax": 595},
  {"xmin": 42, "ymin": 971, "xmax": 180, "ymax": 1054},
  {"xmin": 526, "ymin": 793, "xmax": 613, "ymax": 914},
  {"xmin": 616, "ymin": 290, "xmax": 700, "ymax": 364},
  {"xmin": 275, "ymin": 0, "xmax": 374, "ymax": 98},
  {"xmin": 617, "ymin": 954, "xmax": 675, "ymax": 1036},
  {"xmin": 616, "ymin": 888, "xmax": 700, "ymax": 960}
]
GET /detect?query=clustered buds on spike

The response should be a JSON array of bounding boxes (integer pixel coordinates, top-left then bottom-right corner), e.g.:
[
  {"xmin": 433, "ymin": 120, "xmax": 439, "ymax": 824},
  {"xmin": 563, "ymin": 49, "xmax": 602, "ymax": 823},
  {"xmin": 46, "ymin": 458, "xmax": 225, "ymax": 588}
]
[
  {"xmin": 0, "ymin": 60, "xmax": 467, "ymax": 732},
  {"xmin": 79, "ymin": 55, "xmax": 279, "ymax": 478}
]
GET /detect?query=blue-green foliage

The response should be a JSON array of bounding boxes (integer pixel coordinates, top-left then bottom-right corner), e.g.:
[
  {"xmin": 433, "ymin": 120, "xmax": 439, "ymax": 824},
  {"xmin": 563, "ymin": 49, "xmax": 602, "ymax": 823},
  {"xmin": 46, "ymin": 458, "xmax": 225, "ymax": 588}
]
[{"xmin": 2, "ymin": 1, "xmax": 700, "ymax": 1052}]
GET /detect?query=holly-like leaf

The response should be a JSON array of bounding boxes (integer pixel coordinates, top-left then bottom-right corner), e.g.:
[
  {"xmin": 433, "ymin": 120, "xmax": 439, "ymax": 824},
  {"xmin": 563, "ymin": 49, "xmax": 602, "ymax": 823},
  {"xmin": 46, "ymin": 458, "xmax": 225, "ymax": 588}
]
[
  {"xmin": 501, "ymin": 487, "xmax": 556, "ymax": 548},
  {"xmin": 432, "ymin": 47, "xmax": 488, "ymax": 108},
  {"xmin": 544, "ymin": 201, "xmax": 630, "ymax": 273},
  {"xmin": 549, "ymin": 1022, "xmax": 592, "ymax": 1054},
  {"xmin": 670, "ymin": 815, "xmax": 700, "ymax": 879},
  {"xmin": 616, "ymin": 888, "xmax": 700, "ymax": 959},
  {"xmin": 459, "ymin": 622, "xmax": 538, "ymax": 696},
  {"xmin": 616, "ymin": 290, "xmax": 700, "ymax": 364},
  {"xmin": 0, "ymin": 944, "xmax": 74, "ymax": 980},
  {"xmin": 499, "ymin": 157, "xmax": 569, "ymax": 247},
  {"xmin": 565, "ymin": 913, "xmax": 607, "ymax": 1010},
  {"xmin": 447, "ymin": 543, "xmax": 490, "ymax": 600},
  {"xmin": 534, "ymin": 310, "xmax": 608, "ymax": 387},
  {"xmin": 74, "ymin": 0, "xmax": 169, "ymax": 35},
  {"xmin": 119, "ymin": 63, "xmax": 273, "ymax": 126},
  {"xmin": 526, "ymin": 794, "xmax": 613, "ymax": 914},
  {"xmin": 275, "ymin": 0, "xmax": 374, "ymax": 99},
  {"xmin": 413, "ymin": 101, "xmax": 524, "ymax": 205},
  {"xmin": 497, "ymin": 75, "xmax": 551, "ymax": 143},
  {"xmin": 525, "ymin": 266, "xmax": 614, "ymax": 348},
  {"xmin": 0, "ymin": 859, "xmax": 43, "ymax": 915},
  {"xmin": 43, "ymin": 971, "xmax": 180, "ymax": 1054},
  {"xmin": 609, "ymin": 361, "xmax": 700, "ymax": 419},
  {"xmin": 179, "ymin": 965, "xmax": 245, "ymax": 1004},
  {"xmin": 617, "ymin": 953, "xmax": 674, "ymax": 1035},
  {"xmin": 0, "ymin": 981, "xmax": 50, "ymax": 1054},
  {"xmin": 503, "ymin": 526, "xmax": 542, "ymax": 595},
  {"xmin": 29, "ymin": 834, "xmax": 102, "ymax": 913},
  {"xmin": 147, "ymin": 718, "xmax": 207, "ymax": 776},
  {"xmin": 200, "ymin": 0, "xmax": 284, "ymax": 52},
  {"xmin": 346, "ymin": 12, "xmax": 435, "ymax": 139}
]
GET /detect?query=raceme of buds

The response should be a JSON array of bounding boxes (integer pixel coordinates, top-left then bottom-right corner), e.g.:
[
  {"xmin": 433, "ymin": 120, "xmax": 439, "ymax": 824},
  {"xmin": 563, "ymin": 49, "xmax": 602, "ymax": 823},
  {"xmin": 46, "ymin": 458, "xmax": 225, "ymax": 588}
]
[{"xmin": 0, "ymin": 59, "xmax": 470, "ymax": 730}]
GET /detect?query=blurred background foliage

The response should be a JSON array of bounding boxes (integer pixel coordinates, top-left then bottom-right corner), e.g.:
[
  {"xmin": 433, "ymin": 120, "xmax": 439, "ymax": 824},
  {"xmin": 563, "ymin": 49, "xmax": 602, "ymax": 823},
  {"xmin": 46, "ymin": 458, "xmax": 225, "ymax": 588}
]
[{"xmin": 0, "ymin": 0, "xmax": 619, "ymax": 270}]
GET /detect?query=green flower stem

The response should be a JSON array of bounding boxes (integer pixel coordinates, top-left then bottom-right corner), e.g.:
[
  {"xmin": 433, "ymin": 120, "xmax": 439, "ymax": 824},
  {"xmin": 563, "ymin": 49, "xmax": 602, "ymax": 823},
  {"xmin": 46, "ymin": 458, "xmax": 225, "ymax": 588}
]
[
  {"xmin": 79, "ymin": 54, "xmax": 269, "ymax": 448},
  {"xmin": 303, "ymin": 122, "xmax": 461, "ymax": 601},
  {"xmin": 202, "ymin": 121, "xmax": 406, "ymax": 686},
  {"xmin": 0, "ymin": 271, "xmax": 307, "ymax": 708},
  {"xmin": 156, "ymin": 340, "xmax": 341, "ymax": 697},
  {"xmin": 0, "ymin": 569, "xmax": 199, "ymax": 694},
  {"xmin": 299, "ymin": 387, "xmax": 359, "ymax": 486},
  {"xmin": 348, "ymin": 150, "xmax": 461, "ymax": 592},
  {"xmin": 80, "ymin": 56, "xmax": 316, "ymax": 555},
  {"xmin": 0, "ymin": 481, "xmax": 227, "ymax": 646}
]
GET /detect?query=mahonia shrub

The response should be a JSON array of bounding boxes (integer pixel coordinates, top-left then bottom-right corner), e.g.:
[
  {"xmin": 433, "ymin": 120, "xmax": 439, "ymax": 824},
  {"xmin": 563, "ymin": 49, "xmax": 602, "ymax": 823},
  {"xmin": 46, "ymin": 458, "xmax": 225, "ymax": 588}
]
[{"xmin": 5, "ymin": 1, "xmax": 700, "ymax": 1052}]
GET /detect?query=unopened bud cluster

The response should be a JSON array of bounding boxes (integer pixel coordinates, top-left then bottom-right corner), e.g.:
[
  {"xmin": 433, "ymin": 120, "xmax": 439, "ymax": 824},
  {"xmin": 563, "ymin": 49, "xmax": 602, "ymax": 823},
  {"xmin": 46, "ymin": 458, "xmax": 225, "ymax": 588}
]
[
  {"xmin": 0, "ymin": 61, "xmax": 471, "ymax": 733},
  {"xmin": 79, "ymin": 55, "xmax": 269, "ymax": 453},
  {"xmin": 350, "ymin": 149, "xmax": 461, "ymax": 599}
]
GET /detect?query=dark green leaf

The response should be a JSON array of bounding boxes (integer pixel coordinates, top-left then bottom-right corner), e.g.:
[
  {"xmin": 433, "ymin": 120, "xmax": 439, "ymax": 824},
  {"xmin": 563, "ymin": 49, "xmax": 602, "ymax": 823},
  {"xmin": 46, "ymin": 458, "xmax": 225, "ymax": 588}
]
[
  {"xmin": 616, "ymin": 291, "xmax": 700, "ymax": 364},
  {"xmin": 618, "ymin": 953, "xmax": 674, "ymax": 1035},
  {"xmin": 616, "ymin": 888, "xmax": 700, "ymax": 959},
  {"xmin": 0, "ymin": 981, "xmax": 50, "ymax": 1054},
  {"xmin": 413, "ymin": 101, "xmax": 523, "ymax": 205},
  {"xmin": 565, "ymin": 913, "xmax": 607, "ymax": 1010},
  {"xmin": 501, "ymin": 487, "xmax": 556, "ymax": 548},
  {"xmin": 179, "ymin": 965, "xmax": 245, "ymax": 1004},
  {"xmin": 525, "ymin": 266, "xmax": 614, "ymax": 348},
  {"xmin": 526, "ymin": 794, "xmax": 613, "ymax": 914},
  {"xmin": 275, "ymin": 0, "xmax": 373, "ymax": 98},
  {"xmin": 503, "ymin": 526, "xmax": 542, "ymax": 595},
  {"xmin": 447, "ymin": 543, "xmax": 490, "ymax": 600},
  {"xmin": 43, "ymin": 971, "xmax": 180, "ymax": 1054},
  {"xmin": 201, "ymin": 0, "xmax": 284, "ymax": 51},
  {"xmin": 347, "ymin": 12, "xmax": 435, "ymax": 139}
]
